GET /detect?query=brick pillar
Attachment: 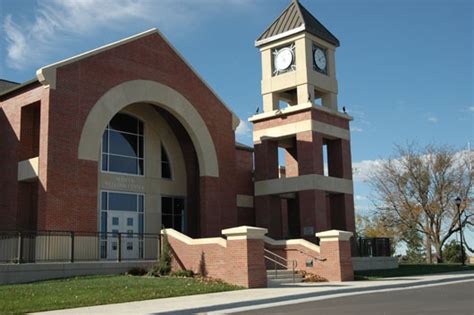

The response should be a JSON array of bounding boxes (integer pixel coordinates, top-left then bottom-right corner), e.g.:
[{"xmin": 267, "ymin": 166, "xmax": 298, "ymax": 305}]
[
  {"xmin": 298, "ymin": 190, "xmax": 329, "ymax": 240},
  {"xmin": 327, "ymin": 139, "xmax": 353, "ymax": 180},
  {"xmin": 222, "ymin": 226, "xmax": 268, "ymax": 288},
  {"xmin": 316, "ymin": 230, "xmax": 354, "ymax": 281},
  {"xmin": 254, "ymin": 139, "xmax": 278, "ymax": 180},
  {"xmin": 296, "ymin": 131, "xmax": 323, "ymax": 175},
  {"xmin": 254, "ymin": 139, "xmax": 282, "ymax": 237}
]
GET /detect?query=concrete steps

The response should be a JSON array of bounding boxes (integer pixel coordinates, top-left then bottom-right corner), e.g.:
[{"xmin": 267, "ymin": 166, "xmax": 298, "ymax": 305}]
[{"xmin": 266, "ymin": 269, "xmax": 303, "ymax": 286}]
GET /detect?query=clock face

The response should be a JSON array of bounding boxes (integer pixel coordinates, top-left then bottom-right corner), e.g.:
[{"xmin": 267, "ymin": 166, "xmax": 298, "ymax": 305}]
[
  {"xmin": 274, "ymin": 47, "xmax": 294, "ymax": 72},
  {"xmin": 313, "ymin": 48, "xmax": 327, "ymax": 71}
]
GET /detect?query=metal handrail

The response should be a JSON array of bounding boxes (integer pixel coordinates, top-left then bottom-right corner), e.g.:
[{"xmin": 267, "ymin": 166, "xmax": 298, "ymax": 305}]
[
  {"xmin": 290, "ymin": 248, "xmax": 326, "ymax": 262},
  {"xmin": 264, "ymin": 249, "xmax": 297, "ymax": 283}
]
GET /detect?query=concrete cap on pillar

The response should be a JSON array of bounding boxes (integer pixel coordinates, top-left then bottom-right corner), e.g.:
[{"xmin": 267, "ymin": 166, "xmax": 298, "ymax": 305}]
[
  {"xmin": 222, "ymin": 226, "xmax": 268, "ymax": 240},
  {"xmin": 316, "ymin": 230, "xmax": 353, "ymax": 242}
]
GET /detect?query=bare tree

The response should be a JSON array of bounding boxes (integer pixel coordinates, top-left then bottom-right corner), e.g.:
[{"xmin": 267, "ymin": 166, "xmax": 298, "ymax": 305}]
[{"xmin": 370, "ymin": 144, "xmax": 473, "ymax": 263}]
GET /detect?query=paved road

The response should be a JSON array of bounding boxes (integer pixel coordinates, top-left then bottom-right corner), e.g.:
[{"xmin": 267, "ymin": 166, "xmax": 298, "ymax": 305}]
[{"xmin": 234, "ymin": 281, "xmax": 474, "ymax": 315}]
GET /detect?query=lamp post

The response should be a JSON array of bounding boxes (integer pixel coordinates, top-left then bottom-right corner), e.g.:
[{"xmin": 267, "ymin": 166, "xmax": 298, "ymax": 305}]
[{"xmin": 455, "ymin": 197, "xmax": 465, "ymax": 266}]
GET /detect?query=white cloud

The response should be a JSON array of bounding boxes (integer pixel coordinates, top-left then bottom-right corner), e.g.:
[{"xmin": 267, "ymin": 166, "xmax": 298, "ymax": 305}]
[
  {"xmin": 3, "ymin": 0, "xmax": 253, "ymax": 70},
  {"xmin": 355, "ymin": 195, "xmax": 367, "ymax": 201},
  {"xmin": 468, "ymin": 106, "xmax": 474, "ymax": 112},
  {"xmin": 235, "ymin": 119, "xmax": 252, "ymax": 137},
  {"xmin": 352, "ymin": 159, "xmax": 385, "ymax": 182},
  {"xmin": 351, "ymin": 126, "xmax": 363, "ymax": 132},
  {"xmin": 427, "ymin": 116, "xmax": 438, "ymax": 123},
  {"xmin": 352, "ymin": 150, "xmax": 472, "ymax": 183}
]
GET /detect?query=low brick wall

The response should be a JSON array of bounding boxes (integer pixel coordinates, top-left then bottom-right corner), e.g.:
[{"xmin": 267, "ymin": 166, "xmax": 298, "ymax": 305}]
[
  {"xmin": 166, "ymin": 227, "xmax": 354, "ymax": 286},
  {"xmin": 164, "ymin": 227, "xmax": 267, "ymax": 288},
  {"xmin": 264, "ymin": 230, "xmax": 354, "ymax": 281}
]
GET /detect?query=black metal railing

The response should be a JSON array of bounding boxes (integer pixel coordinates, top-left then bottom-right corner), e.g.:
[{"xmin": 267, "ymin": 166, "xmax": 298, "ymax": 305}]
[
  {"xmin": 0, "ymin": 230, "xmax": 161, "ymax": 264},
  {"xmin": 353, "ymin": 237, "xmax": 391, "ymax": 257}
]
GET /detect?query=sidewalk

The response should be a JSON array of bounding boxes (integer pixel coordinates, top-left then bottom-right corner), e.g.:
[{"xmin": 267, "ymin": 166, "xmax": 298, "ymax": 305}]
[{"xmin": 33, "ymin": 271, "xmax": 474, "ymax": 315}]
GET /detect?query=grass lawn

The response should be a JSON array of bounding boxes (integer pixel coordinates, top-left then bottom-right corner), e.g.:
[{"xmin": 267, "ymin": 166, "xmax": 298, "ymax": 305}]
[
  {"xmin": 355, "ymin": 263, "xmax": 474, "ymax": 280},
  {"xmin": 0, "ymin": 275, "xmax": 242, "ymax": 315}
]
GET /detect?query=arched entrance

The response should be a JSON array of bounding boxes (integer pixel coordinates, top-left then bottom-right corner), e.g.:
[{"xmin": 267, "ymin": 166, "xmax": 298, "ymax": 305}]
[
  {"xmin": 78, "ymin": 80, "xmax": 219, "ymax": 177},
  {"xmin": 77, "ymin": 80, "xmax": 217, "ymax": 259}
]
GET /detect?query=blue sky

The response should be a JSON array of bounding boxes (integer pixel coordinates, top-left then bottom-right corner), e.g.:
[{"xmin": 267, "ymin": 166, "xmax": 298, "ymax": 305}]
[{"xmin": 1, "ymin": 0, "xmax": 473, "ymax": 251}]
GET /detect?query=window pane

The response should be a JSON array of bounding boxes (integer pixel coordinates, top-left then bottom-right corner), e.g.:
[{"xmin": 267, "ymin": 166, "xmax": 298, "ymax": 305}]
[
  {"xmin": 139, "ymin": 213, "xmax": 144, "ymax": 234},
  {"xmin": 138, "ymin": 120, "xmax": 144, "ymax": 135},
  {"xmin": 138, "ymin": 159, "xmax": 144, "ymax": 175},
  {"xmin": 174, "ymin": 215, "xmax": 182, "ymax": 232},
  {"xmin": 174, "ymin": 198, "xmax": 185, "ymax": 216},
  {"xmin": 109, "ymin": 155, "xmax": 138, "ymax": 175},
  {"xmin": 112, "ymin": 217, "xmax": 119, "ymax": 225},
  {"xmin": 162, "ymin": 215, "xmax": 172, "ymax": 228},
  {"xmin": 109, "ymin": 131, "xmax": 138, "ymax": 157},
  {"xmin": 138, "ymin": 137, "xmax": 144, "ymax": 158},
  {"xmin": 100, "ymin": 212, "xmax": 107, "ymax": 235},
  {"xmin": 109, "ymin": 113, "xmax": 140, "ymax": 134},
  {"xmin": 102, "ymin": 130, "xmax": 109, "ymax": 153},
  {"xmin": 109, "ymin": 192, "xmax": 137, "ymax": 211},
  {"xmin": 161, "ymin": 145, "xmax": 169, "ymax": 162},
  {"xmin": 162, "ymin": 197, "xmax": 172, "ymax": 214},
  {"xmin": 101, "ymin": 154, "xmax": 108, "ymax": 171},
  {"xmin": 127, "ymin": 218, "xmax": 133, "ymax": 226},
  {"xmin": 162, "ymin": 162, "xmax": 171, "ymax": 179},
  {"xmin": 138, "ymin": 195, "xmax": 144, "ymax": 213},
  {"xmin": 101, "ymin": 192, "xmax": 107, "ymax": 210}
]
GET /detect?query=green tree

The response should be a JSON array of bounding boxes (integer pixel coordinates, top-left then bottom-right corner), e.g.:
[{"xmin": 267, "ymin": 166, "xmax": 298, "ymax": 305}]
[
  {"xmin": 402, "ymin": 224, "xmax": 425, "ymax": 263},
  {"xmin": 443, "ymin": 240, "xmax": 467, "ymax": 264},
  {"xmin": 149, "ymin": 229, "xmax": 172, "ymax": 276}
]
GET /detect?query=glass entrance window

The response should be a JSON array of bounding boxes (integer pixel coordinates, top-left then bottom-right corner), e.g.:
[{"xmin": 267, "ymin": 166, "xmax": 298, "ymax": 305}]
[
  {"xmin": 162, "ymin": 196, "xmax": 185, "ymax": 232},
  {"xmin": 100, "ymin": 191, "xmax": 144, "ymax": 260},
  {"xmin": 101, "ymin": 113, "xmax": 144, "ymax": 175}
]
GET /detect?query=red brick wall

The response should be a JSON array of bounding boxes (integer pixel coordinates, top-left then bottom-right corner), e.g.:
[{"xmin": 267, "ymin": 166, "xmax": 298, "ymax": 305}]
[
  {"xmin": 167, "ymin": 231, "xmax": 267, "ymax": 288},
  {"xmin": 0, "ymin": 84, "xmax": 47, "ymax": 231},
  {"xmin": 265, "ymin": 238, "xmax": 354, "ymax": 281},
  {"xmin": 4, "ymin": 32, "xmax": 238, "ymax": 235},
  {"xmin": 235, "ymin": 148, "xmax": 253, "ymax": 195}
]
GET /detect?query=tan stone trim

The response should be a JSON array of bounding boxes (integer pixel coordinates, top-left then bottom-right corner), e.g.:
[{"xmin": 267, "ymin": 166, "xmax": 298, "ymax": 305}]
[
  {"xmin": 163, "ymin": 228, "xmax": 227, "ymax": 247},
  {"xmin": 17, "ymin": 157, "xmax": 39, "ymax": 181},
  {"xmin": 35, "ymin": 28, "xmax": 240, "ymax": 130},
  {"xmin": 222, "ymin": 226, "xmax": 268, "ymax": 240},
  {"xmin": 78, "ymin": 80, "xmax": 219, "ymax": 177},
  {"xmin": 255, "ymin": 25, "xmax": 306, "ymax": 48},
  {"xmin": 248, "ymin": 102, "xmax": 352, "ymax": 123},
  {"xmin": 254, "ymin": 174, "xmax": 353, "ymax": 196},
  {"xmin": 263, "ymin": 236, "xmax": 320, "ymax": 253},
  {"xmin": 316, "ymin": 229, "xmax": 353, "ymax": 242},
  {"xmin": 252, "ymin": 118, "xmax": 350, "ymax": 142},
  {"xmin": 236, "ymin": 194, "xmax": 254, "ymax": 208}
]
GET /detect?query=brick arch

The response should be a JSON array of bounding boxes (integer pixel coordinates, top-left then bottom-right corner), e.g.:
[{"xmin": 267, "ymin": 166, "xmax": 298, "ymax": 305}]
[{"xmin": 78, "ymin": 79, "xmax": 219, "ymax": 177}]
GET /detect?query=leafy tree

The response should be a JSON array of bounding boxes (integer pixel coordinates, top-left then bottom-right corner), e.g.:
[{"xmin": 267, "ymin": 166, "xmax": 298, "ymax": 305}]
[
  {"xmin": 443, "ymin": 240, "xmax": 467, "ymax": 264},
  {"xmin": 402, "ymin": 224, "xmax": 425, "ymax": 263},
  {"xmin": 370, "ymin": 143, "xmax": 473, "ymax": 263}
]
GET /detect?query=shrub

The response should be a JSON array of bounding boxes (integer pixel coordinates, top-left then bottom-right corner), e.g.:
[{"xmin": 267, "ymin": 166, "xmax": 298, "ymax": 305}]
[
  {"xmin": 127, "ymin": 267, "xmax": 147, "ymax": 276},
  {"xmin": 149, "ymin": 229, "xmax": 172, "ymax": 276},
  {"xmin": 170, "ymin": 270, "xmax": 194, "ymax": 278}
]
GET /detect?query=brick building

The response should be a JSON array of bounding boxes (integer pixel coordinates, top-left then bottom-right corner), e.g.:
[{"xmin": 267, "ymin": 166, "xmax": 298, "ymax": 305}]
[{"xmin": 0, "ymin": 0, "xmax": 355, "ymax": 260}]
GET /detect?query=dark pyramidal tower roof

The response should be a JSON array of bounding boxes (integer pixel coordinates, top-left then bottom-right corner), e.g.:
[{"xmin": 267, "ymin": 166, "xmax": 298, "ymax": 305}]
[{"xmin": 256, "ymin": 0, "xmax": 339, "ymax": 47}]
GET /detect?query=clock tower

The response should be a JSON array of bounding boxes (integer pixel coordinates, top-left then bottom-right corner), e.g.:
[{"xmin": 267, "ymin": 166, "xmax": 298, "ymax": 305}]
[{"xmin": 249, "ymin": 0, "xmax": 355, "ymax": 241}]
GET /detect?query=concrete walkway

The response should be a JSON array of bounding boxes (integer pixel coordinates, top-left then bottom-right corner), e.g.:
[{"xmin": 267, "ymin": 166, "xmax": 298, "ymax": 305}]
[{"xmin": 33, "ymin": 271, "xmax": 474, "ymax": 315}]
